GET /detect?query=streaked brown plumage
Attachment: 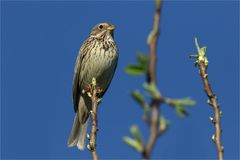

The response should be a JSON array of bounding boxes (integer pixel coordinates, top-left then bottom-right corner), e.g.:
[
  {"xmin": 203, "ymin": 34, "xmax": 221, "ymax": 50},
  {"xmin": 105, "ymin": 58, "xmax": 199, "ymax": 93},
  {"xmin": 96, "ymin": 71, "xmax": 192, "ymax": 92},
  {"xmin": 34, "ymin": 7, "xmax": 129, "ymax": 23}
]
[{"xmin": 67, "ymin": 23, "xmax": 118, "ymax": 150}]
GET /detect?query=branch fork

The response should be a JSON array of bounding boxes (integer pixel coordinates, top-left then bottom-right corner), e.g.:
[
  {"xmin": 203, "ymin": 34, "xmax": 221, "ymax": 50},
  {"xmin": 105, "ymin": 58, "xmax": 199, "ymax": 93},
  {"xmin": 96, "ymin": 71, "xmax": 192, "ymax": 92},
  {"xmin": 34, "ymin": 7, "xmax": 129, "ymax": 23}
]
[{"xmin": 124, "ymin": 1, "xmax": 195, "ymax": 159}]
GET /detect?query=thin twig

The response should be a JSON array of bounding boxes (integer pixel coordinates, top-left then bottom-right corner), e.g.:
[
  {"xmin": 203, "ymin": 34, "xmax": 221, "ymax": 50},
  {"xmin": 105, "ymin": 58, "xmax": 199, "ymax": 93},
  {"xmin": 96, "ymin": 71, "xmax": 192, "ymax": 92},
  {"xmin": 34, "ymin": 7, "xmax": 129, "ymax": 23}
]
[
  {"xmin": 142, "ymin": 101, "xmax": 161, "ymax": 159},
  {"xmin": 191, "ymin": 39, "xmax": 224, "ymax": 160},
  {"xmin": 142, "ymin": 0, "xmax": 162, "ymax": 159},
  {"xmin": 147, "ymin": 0, "xmax": 161, "ymax": 84},
  {"xmin": 198, "ymin": 61, "xmax": 224, "ymax": 160}
]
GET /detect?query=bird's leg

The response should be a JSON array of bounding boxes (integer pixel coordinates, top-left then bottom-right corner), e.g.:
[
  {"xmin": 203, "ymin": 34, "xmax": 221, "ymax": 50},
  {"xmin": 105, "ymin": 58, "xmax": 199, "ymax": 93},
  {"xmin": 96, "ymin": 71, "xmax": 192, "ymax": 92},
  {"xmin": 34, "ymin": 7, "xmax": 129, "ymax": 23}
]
[{"xmin": 82, "ymin": 84, "xmax": 91, "ymax": 94}]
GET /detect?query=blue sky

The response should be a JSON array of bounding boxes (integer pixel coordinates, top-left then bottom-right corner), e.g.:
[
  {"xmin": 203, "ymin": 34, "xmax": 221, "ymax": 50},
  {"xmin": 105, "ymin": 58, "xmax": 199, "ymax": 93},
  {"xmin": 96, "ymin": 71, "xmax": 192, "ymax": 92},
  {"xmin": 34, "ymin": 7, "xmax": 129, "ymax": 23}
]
[{"xmin": 1, "ymin": 1, "xmax": 239, "ymax": 159}]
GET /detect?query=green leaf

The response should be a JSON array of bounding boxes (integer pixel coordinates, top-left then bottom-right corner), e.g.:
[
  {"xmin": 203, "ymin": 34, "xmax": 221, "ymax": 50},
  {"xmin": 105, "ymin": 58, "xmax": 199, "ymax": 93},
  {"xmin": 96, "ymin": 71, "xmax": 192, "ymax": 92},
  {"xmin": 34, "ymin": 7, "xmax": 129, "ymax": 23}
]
[
  {"xmin": 175, "ymin": 97, "xmax": 196, "ymax": 107},
  {"xmin": 147, "ymin": 30, "xmax": 157, "ymax": 45},
  {"xmin": 156, "ymin": 0, "xmax": 161, "ymax": 9},
  {"xmin": 130, "ymin": 125, "xmax": 144, "ymax": 145},
  {"xmin": 193, "ymin": 38, "xmax": 208, "ymax": 66},
  {"xmin": 144, "ymin": 105, "xmax": 151, "ymax": 116},
  {"xmin": 189, "ymin": 54, "xmax": 199, "ymax": 58},
  {"xmin": 123, "ymin": 136, "xmax": 143, "ymax": 152},
  {"xmin": 125, "ymin": 52, "xmax": 148, "ymax": 75},
  {"xmin": 195, "ymin": 37, "xmax": 200, "ymax": 52},
  {"xmin": 131, "ymin": 90, "xmax": 145, "ymax": 105},
  {"xmin": 159, "ymin": 115, "xmax": 170, "ymax": 132},
  {"xmin": 136, "ymin": 53, "xmax": 148, "ymax": 65},
  {"xmin": 125, "ymin": 64, "xmax": 145, "ymax": 75},
  {"xmin": 169, "ymin": 97, "xmax": 195, "ymax": 117},
  {"xmin": 202, "ymin": 46, "xmax": 207, "ymax": 53},
  {"xmin": 175, "ymin": 106, "xmax": 189, "ymax": 117},
  {"xmin": 143, "ymin": 82, "xmax": 161, "ymax": 98}
]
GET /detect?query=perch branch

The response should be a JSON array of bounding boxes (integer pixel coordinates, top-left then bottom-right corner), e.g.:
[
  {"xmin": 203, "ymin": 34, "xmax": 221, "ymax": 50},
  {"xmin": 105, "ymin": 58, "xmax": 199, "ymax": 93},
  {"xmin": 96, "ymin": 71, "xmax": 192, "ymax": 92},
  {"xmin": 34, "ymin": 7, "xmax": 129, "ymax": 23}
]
[{"xmin": 87, "ymin": 78, "xmax": 100, "ymax": 160}]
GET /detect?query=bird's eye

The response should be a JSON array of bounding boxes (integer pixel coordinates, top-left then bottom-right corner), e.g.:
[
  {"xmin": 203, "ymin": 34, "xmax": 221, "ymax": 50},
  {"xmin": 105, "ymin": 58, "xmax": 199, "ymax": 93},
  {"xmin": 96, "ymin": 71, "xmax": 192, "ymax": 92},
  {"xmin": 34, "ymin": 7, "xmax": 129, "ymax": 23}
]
[{"xmin": 98, "ymin": 25, "xmax": 103, "ymax": 29}]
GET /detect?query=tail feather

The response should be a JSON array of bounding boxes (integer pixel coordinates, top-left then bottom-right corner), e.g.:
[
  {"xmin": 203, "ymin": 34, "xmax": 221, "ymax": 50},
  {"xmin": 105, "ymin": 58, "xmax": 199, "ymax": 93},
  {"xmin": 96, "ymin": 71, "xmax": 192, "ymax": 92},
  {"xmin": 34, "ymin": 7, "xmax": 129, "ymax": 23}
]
[
  {"xmin": 67, "ymin": 113, "xmax": 88, "ymax": 150},
  {"xmin": 67, "ymin": 113, "xmax": 80, "ymax": 147},
  {"xmin": 77, "ymin": 119, "xmax": 88, "ymax": 150},
  {"xmin": 68, "ymin": 95, "xmax": 90, "ymax": 150}
]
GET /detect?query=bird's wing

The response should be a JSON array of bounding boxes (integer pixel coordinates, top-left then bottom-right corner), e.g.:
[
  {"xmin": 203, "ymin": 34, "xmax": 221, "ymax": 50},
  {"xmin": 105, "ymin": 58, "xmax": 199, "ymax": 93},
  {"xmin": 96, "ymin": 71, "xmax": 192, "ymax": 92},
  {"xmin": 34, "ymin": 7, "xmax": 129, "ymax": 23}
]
[
  {"xmin": 72, "ymin": 50, "xmax": 82, "ymax": 112},
  {"xmin": 72, "ymin": 40, "xmax": 89, "ymax": 112}
]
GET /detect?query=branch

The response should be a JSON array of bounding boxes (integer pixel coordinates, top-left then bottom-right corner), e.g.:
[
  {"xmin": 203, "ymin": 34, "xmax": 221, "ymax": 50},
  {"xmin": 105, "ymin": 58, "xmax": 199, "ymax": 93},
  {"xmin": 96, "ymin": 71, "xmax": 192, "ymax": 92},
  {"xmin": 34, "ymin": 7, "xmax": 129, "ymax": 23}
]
[
  {"xmin": 142, "ymin": 101, "xmax": 160, "ymax": 159},
  {"xmin": 142, "ymin": 0, "xmax": 162, "ymax": 159},
  {"xmin": 190, "ymin": 38, "xmax": 224, "ymax": 160},
  {"xmin": 147, "ymin": 0, "xmax": 161, "ymax": 85},
  {"xmin": 87, "ymin": 78, "xmax": 100, "ymax": 160},
  {"xmin": 124, "ymin": 0, "xmax": 195, "ymax": 159}
]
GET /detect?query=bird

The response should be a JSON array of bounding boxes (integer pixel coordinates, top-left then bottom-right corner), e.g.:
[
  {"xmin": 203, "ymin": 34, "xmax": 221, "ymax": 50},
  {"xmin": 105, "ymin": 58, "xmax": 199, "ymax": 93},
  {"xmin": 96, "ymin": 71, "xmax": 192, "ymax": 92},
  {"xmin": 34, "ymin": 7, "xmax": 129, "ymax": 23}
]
[{"xmin": 67, "ymin": 22, "xmax": 118, "ymax": 150}]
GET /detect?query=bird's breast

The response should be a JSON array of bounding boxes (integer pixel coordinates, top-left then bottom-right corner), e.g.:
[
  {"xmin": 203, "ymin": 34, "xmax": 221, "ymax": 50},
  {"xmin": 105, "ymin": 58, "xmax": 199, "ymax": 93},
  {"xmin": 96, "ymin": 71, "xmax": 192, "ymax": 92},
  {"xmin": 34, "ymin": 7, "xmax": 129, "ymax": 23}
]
[{"xmin": 82, "ymin": 40, "xmax": 118, "ymax": 91}]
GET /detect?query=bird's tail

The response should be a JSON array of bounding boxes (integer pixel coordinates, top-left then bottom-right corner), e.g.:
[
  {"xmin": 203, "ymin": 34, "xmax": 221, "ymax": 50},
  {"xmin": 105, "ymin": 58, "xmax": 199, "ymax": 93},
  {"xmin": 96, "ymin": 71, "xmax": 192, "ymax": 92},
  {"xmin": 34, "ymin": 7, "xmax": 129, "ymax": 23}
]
[{"xmin": 67, "ymin": 112, "xmax": 88, "ymax": 150}]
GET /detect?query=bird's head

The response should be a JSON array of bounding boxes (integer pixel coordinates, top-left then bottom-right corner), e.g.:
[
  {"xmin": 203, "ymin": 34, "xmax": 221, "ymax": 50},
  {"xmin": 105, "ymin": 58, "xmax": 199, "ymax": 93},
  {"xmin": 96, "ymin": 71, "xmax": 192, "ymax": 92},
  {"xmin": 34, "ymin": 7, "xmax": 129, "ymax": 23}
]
[{"xmin": 90, "ymin": 22, "xmax": 115, "ymax": 39}]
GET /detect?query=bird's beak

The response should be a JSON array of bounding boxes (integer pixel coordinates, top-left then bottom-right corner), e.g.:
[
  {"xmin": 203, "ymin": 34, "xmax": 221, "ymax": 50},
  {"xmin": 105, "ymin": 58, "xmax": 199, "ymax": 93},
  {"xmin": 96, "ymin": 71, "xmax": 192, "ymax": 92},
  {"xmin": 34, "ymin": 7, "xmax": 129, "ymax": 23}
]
[{"xmin": 107, "ymin": 25, "xmax": 115, "ymax": 31}]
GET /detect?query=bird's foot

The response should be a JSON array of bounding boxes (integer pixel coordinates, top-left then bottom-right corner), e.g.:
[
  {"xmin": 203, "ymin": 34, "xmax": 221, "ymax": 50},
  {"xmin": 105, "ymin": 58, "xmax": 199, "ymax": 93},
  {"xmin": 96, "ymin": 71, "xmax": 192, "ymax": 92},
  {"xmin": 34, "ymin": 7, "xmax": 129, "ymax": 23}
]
[{"xmin": 82, "ymin": 84, "xmax": 92, "ymax": 94}]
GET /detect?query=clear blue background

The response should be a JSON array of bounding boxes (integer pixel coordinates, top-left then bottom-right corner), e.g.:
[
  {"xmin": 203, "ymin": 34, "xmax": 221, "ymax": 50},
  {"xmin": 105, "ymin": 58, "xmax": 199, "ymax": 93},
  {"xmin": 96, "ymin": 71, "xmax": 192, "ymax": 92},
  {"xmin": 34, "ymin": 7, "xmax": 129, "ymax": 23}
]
[{"xmin": 1, "ymin": 1, "xmax": 239, "ymax": 159}]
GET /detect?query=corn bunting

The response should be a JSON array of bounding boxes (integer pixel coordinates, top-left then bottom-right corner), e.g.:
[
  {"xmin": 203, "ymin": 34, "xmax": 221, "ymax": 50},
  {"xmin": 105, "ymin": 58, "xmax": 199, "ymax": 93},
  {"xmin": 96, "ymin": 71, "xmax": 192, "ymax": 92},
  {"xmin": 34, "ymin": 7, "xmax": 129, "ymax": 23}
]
[{"xmin": 68, "ymin": 22, "xmax": 118, "ymax": 150}]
